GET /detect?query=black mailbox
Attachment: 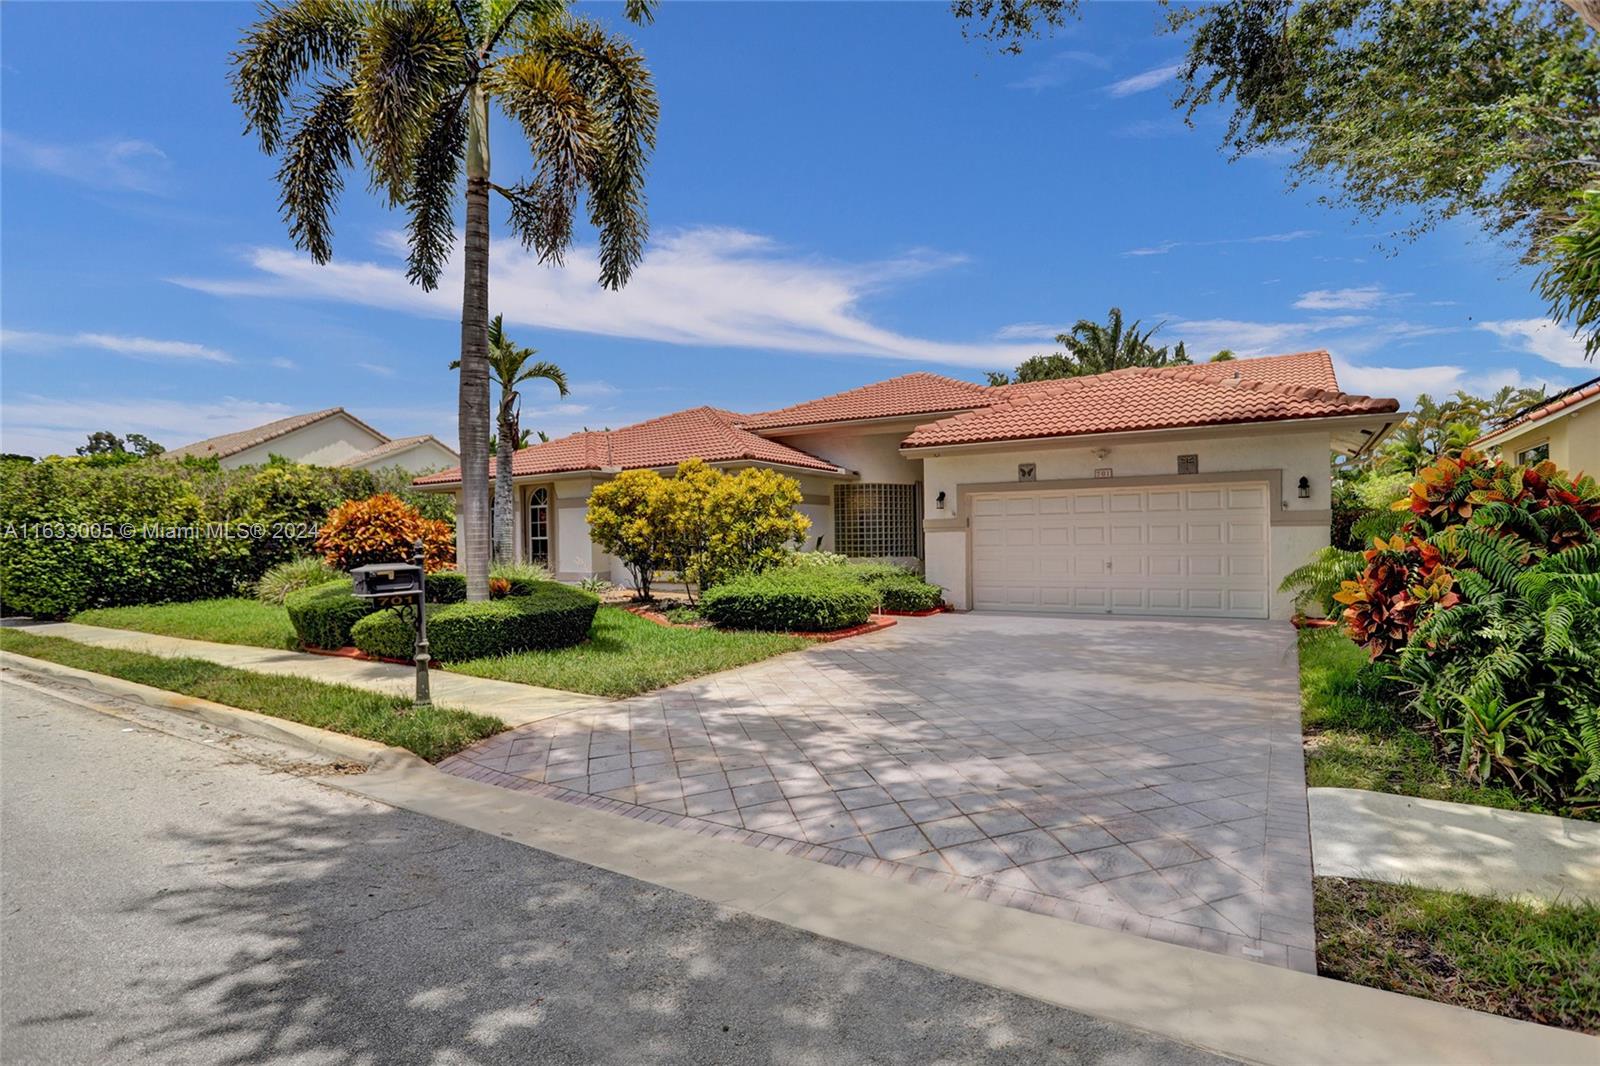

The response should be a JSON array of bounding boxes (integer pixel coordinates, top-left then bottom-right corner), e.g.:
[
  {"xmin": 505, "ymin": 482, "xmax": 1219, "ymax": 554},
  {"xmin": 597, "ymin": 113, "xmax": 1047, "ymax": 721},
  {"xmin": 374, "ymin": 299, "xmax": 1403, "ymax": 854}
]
[{"xmin": 350, "ymin": 562, "xmax": 424, "ymax": 599}]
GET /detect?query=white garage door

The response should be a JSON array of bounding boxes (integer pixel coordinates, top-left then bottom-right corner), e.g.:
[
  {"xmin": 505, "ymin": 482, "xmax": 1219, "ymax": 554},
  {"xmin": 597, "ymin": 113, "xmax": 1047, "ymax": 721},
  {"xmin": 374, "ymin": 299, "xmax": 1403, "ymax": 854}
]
[{"xmin": 971, "ymin": 483, "xmax": 1270, "ymax": 618}]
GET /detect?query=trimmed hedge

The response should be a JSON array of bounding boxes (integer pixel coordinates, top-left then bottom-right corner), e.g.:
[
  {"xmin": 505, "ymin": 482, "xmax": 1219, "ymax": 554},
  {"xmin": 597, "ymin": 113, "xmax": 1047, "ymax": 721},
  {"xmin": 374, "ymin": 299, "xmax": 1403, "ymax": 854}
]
[
  {"xmin": 350, "ymin": 583, "xmax": 600, "ymax": 662},
  {"xmin": 700, "ymin": 569, "xmax": 877, "ymax": 632},
  {"xmin": 285, "ymin": 582, "xmax": 376, "ymax": 649},
  {"xmin": 423, "ymin": 569, "xmax": 549, "ymax": 604},
  {"xmin": 873, "ymin": 575, "xmax": 943, "ymax": 612}
]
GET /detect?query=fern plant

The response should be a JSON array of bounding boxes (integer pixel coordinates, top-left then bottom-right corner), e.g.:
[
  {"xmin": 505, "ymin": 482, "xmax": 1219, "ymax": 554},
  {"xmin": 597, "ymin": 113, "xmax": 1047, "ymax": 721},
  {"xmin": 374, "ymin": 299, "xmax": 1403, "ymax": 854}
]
[{"xmin": 1279, "ymin": 546, "xmax": 1363, "ymax": 616}]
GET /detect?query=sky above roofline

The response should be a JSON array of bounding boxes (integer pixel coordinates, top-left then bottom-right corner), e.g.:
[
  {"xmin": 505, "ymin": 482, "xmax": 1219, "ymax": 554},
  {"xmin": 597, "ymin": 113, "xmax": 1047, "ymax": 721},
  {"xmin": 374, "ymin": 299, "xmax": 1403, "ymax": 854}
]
[{"xmin": 2, "ymin": 2, "xmax": 1592, "ymax": 459}]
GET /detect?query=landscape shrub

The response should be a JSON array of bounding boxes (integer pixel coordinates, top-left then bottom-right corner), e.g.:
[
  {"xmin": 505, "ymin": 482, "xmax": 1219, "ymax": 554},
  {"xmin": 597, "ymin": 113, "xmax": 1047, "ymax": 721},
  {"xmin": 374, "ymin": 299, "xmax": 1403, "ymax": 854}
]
[
  {"xmin": 350, "ymin": 583, "xmax": 599, "ymax": 662},
  {"xmin": 0, "ymin": 456, "xmax": 431, "ymax": 618},
  {"xmin": 255, "ymin": 557, "xmax": 343, "ymax": 604},
  {"xmin": 700, "ymin": 569, "xmax": 876, "ymax": 632},
  {"xmin": 315, "ymin": 493, "xmax": 455, "ymax": 572},
  {"xmin": 872, "ymin": 574, "xmax": 944, "ymax": 612},
  {"xmin": 587, "ymin": 460, "xmax": 809, "ymax": 600},
  {"xmin": 284, "ymin": 581, "xmax": 377, "ymax": 649},
  {"xmin": 1323, "ymin": 449, "xmax": 1600, "ymax": 811},
  {"xmin": 781, "ymin": 556, "xmax": 943, "ymax": 611}
]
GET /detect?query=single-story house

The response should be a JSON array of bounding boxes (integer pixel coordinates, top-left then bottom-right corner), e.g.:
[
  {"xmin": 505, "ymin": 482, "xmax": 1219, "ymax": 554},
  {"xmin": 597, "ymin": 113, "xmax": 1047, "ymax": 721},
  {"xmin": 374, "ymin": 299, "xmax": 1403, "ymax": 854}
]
[
  {"xmin": 1474, "ymin": 375, "xmax": 1598, "ymax": 475},
  {"xmin": 165, "ymin": 407, "xmax": 459, "ymax": 474},
  {"xmin": 414, "ymin": 350, "xmax": 1400, "ymax": 620}
]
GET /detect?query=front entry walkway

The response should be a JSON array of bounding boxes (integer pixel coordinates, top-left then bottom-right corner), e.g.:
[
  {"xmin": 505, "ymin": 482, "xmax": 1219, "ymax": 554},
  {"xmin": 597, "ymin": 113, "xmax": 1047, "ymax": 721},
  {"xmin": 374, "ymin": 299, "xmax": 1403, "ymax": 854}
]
[{"xmin": 442, "ymin": 613, "xmax": 1315, "ymax": 970}]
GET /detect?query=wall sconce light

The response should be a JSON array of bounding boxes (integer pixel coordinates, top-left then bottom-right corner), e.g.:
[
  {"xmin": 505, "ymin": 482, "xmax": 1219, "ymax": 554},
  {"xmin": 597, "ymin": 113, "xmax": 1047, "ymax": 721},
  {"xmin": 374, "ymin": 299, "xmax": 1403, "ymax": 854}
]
[
  {"xmin": 935, "ymin": 491, "xmax": 947, "ymax": 510},
  {"xmin": 1297, "ymin": 476, "xmax": 1311, "ymax": 499}
]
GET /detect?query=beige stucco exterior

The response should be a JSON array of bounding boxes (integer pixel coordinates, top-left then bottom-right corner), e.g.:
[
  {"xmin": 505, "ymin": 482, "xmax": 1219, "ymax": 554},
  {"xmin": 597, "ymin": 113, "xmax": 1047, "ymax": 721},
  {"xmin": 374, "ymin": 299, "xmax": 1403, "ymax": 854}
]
[
  {"xmin": 342, "ymin": 437, "xmax": 460, "ymax": 475},
  {"xmin": 221, "ymin": 413, "xmax": 387, "ymax": 469},
  {"xmin": 912, "ymin": 426, "xmax": 1341, "ymax": 621},
  {"xmin": 1479, "ymin": 394, "xmax": 1599, "ymax": 478}
]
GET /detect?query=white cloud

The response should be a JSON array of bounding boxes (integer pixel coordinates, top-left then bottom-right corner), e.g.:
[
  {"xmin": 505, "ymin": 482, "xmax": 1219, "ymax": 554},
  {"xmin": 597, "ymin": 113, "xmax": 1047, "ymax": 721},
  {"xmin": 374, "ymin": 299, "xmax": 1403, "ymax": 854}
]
[
  {"xmin": 1294, "ymin": 285, "xmax": 1387, "ymax": 311},
  {"xmin": 1331, "ymin": 358, "xmax": 1562, "ymax": 409},
  {"xmin": 0, "ymin": 395, "xmax": 296, "ymax": 458},
  {"xmin": 993, "ymin": 322, "xmax": 1073, "ymax": 341},
  {"xmin": 1105, "ymin": 62, "xmax": 1182, "ymax": 97},
  {"xmin": 356, "ymin": 361, "xmax": 396, "ymax": 378},
  {"xmin": 1008, "ymin": 50, "xmax": 1110, "ymax": 91},
  {"xmin": 1121, "ymin": 230, "xmax": 1316, "ymax": 257},
  {"xmin": 269, "ymin": 356, "xmax": 298, "ymax": 370},
  {"xmin": 174, "ymin": 227, "xmax": 1048, "ymax": 370},
  {"xmin": 1477, "ymin": 318, "xmax": 1593, "ymax": 369},
  {"xmin": 1, "ymin": 329, "xmax": 232, "ymax": 364},
  {"xmin": 1, "ymin": 132, "xmax": 171, "ymax": 194}
]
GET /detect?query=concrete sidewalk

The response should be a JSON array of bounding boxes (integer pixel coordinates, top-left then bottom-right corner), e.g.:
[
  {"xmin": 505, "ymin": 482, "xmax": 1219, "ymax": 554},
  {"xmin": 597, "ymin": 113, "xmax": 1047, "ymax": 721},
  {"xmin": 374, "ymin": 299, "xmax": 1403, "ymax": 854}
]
[
  {"xmin": 1311, "ymin": 787, "xmax": 1600, "ymax": 903},
  {"xmin": 17, "ymin": 621, "xmax": 610, "ymax": 727}
]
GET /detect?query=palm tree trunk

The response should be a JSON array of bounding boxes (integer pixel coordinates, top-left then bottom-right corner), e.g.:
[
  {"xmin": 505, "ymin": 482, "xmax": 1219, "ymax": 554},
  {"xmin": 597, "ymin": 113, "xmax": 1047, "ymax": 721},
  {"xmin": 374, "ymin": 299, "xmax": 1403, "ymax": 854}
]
[
  {"xmin": 458, "ymin": 83, "xmax": 492, "ymax": 601},
  {"xmin": 493, "ymin": 398, "xmax": 515, "ymax": 563}
]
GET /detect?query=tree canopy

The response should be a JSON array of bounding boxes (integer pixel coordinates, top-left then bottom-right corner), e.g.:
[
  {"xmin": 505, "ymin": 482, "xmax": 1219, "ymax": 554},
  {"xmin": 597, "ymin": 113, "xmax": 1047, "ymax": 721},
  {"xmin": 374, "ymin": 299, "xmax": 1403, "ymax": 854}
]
[{"xmin": 986, "ymin": 307, "xmax": 1193, "ymax": 385}]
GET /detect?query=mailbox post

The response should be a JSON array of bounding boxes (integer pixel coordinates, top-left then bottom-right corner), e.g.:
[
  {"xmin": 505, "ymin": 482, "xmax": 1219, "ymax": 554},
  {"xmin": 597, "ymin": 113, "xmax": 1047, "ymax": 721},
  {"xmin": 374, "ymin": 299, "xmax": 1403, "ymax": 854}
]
[{"xmin": 348, "ymin": 539, "xmax": 430, "ymax": 709}]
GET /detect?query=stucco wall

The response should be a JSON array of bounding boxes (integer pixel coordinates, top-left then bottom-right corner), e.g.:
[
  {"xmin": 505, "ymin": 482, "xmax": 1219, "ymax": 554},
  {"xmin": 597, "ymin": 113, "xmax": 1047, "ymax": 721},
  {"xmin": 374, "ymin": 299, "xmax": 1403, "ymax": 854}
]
[
  {"xmin": 350, "ymin": 440, "xmax": 460, "ymax": 475},
  {"xmin": 223, "ymin": 415, "xmax": 387, "ymax": 469},
  {"xmin": 767, "ymin": 428, "xmax": 921, "ymax": 483},
  {"xmin": 918, "ymin": 429, "xmax": 1334, "ymax": 620},
  {"xmin": 1485, "ymin": 401, "xmax": 1598, "ymax": 478}
]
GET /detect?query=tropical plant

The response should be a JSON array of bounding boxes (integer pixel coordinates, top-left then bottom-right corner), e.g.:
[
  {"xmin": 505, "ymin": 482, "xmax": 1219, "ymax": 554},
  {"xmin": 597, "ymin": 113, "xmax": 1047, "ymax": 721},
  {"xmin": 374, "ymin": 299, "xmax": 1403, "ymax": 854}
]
[
  {"xmin": 255, "ymin": 556, "xmax": 343, "ymax": 604},
  {"xmin": 985, "ymin": 307, "xmax": 1192, "ymax": 385},
  {"xmin": 585, "ymin": 469, "xmax": 671, "ymax": 599},
  {"xmin": 1280, "ymin": 545, "xmax": 1364, "ymax": 617},
  {"xmin": 451, "ymin": 314, "xmax": 566, "ymax": 564},
  {"xmin": 314, "ymin": 493, "xmax": 456, "ymax": 572},
  {"xmin": 231, "ymin": 0, "xmax": 659, "ymax": 601},
  {"xmin": 1539, "ymin": 188, "xmax": 1600, "ymax": 361},
  {"xmin": 1334, "ymin": 535, "xmax": 1461, "ymax": 660}
]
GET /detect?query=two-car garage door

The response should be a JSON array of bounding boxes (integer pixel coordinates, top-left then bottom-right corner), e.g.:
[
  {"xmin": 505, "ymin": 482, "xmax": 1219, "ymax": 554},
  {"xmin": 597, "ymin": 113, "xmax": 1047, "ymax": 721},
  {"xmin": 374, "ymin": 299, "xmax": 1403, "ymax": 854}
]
[{"xmin": 970, "ymin": 483, "xmax": 1270, "ymax": 619}]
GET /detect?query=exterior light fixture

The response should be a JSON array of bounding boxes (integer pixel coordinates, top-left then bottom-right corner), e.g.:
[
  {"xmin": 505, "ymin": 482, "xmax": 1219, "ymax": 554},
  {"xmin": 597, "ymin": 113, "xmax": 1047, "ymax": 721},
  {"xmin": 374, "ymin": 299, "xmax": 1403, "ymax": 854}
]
[
  {"xmin": 935, "ymin": 491, "xmax": 947, "ymax": 510},
  {"xmin": 1297, "ymin": 476, "xmax": 1311, "ymax": 499}
]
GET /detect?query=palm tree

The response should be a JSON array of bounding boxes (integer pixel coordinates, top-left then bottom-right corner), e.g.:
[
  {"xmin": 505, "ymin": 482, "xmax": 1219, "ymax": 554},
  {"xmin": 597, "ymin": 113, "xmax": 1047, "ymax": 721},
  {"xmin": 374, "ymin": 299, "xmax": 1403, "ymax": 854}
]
[
  {"xmin": 1059, "ymin": 307, "xmax": 1191, "ymax": 376},
  {"xmin": 454, "ymin": 314, "xmax": 567, "ymax": 562},
  {"xmin": 231, "ymin": 0, "xmax": 658, "ymax": 599}
]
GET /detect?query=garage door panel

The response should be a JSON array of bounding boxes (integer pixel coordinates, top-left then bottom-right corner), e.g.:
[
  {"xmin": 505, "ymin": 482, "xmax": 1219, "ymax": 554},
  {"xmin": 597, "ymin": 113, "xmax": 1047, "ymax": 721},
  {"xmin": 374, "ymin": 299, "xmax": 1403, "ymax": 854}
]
[{"xmin": 971, "ymin": 482, "xmax": 1269, "ymax": 619}]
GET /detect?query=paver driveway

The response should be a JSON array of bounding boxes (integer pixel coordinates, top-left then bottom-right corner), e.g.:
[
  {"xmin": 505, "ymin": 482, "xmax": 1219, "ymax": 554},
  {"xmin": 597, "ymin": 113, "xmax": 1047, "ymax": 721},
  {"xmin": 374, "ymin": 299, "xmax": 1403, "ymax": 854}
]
[{"xmin": 441, "ymin": 613, "xmax": 1315, "ymax": 970}]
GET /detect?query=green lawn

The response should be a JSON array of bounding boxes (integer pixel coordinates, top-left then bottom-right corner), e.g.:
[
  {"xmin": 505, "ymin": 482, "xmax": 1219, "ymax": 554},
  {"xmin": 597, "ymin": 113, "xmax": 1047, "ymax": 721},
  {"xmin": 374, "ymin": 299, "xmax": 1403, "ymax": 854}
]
[
  {"xmin": 75, "ymin": 598, "xmax": 298, "ymax": 651},
  {"xmin": 65, "ymin": 597, "xmax": 810, "ymax": 699},
  {"xmin": 0, "ymin": 630, "xmax": 502, "ymax": 762},
  {"xmin": 1315, "ymin": 877, "xmax": 1600, "ymax": 1033},
  {"xmin": 449, "ymin": 606, "xmax": 810, "ymax": 698},
  {"xmin": 1297, "ymin": 627, "xmax": 1540, "ymax": 814}
]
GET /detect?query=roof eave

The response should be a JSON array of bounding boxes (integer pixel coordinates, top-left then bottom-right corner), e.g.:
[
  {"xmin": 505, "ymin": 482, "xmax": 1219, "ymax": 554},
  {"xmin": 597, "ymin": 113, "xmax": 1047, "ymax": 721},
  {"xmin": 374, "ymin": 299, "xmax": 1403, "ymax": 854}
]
[
  {"xmin": 1475, "ymin": 388, "xmax": 1600, "ymax": 447},
  {"xmin": 745, "ymin": 407, "xmax": 990, "ymax": 436},
  {"xmin": 899, "ymin": 410, "xmax": 1401, "ymax": 456}
]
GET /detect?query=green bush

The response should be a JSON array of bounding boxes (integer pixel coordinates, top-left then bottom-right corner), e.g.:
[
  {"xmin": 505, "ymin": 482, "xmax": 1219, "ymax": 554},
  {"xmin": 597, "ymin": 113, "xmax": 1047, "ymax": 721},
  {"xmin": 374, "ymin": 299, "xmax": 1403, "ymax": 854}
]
[
  {"xmin": 873, "ymin": 574, "xmax": 944, "ymax": 612},
  {"xmin": 255, "ymin": 557, "xmax": 343, "ymax": 604},
  {"xmin": 0, "ymin": 456, "xmax": 407, "ymax": 618},
  {"xmin": 425, "ymin": 566, "xmax": 551, "ymax": 604},
  {"xmin": 350, "ymin": 583, "xmax": 599, "ymax": 662},
  {"xmin": 700, "ymin": 569, "xmax": 877, "ymax": 632},
  {"xmin": 285, "ymin": 581, "xmax": 376, "ymax": 649}
]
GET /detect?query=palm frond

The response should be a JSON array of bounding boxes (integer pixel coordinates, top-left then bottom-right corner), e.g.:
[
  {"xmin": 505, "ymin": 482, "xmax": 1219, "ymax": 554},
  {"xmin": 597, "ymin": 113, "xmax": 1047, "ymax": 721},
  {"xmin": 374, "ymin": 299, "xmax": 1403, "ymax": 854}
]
[
  {"xmin": 276, "ymin": 81, "xmax": 356, "ymax": 263},
  {"xmin": 231, "ymin": 0, "xmax": 361, "ymax": 153},
  {"xmin": 515, "ymin": 359, "xmax": 568, "ymax": 396},
  {"xmin": 485, "ymin": 50, "xmax": 594, "ymax": 264},
  {"xmin": 405, "ymin": 97, "xmax": 466, "ymax": 289}
]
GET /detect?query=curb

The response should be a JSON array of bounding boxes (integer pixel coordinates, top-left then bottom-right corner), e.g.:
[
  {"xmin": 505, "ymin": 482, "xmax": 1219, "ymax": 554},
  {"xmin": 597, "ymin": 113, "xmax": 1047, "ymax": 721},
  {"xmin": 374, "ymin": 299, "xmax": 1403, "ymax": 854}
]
[{"xmin": 0, "ymin": 650, "xmax": 428, "ymax": 773}]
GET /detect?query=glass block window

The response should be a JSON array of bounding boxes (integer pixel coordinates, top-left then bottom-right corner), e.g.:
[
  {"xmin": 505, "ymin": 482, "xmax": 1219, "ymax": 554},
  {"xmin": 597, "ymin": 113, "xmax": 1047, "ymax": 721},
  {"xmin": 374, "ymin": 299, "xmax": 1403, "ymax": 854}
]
[{"xmin": 834, "ymin": 483, "xmax": 920, "ymax": 558}]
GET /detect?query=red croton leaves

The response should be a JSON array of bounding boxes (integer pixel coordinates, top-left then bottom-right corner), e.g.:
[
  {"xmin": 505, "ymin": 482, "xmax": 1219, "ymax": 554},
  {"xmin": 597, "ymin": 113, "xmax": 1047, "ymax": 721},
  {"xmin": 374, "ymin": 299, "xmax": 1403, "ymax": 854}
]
[
  {"xmin": 1334, "ymin": 535, "xmax": 1460, "ymax": 660},
  {"xmin": 315, "ymin": 493, "xmax": 456, "ymax": 573}
]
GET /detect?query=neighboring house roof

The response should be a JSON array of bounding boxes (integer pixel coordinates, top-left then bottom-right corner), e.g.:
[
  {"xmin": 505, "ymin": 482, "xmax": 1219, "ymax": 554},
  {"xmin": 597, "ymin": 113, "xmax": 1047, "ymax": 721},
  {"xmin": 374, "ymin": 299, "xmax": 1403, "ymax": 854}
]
[
  {"xmin": 333, "ymin": 434, "xmax": 459, "ymax": 469},
  {"xmin": 165, "ymin": 407, "xmax": 388, "ymax": 461},
  {"xmin": 1474, "ymin": 375, "xmax": 1600, "ymax": 448},
  {"xmin": 900, "ymin": 362, "xmax": 1398, "ymax": 449},
  {"xmin": 412, "ymin": 406, "xmax": 847, "ymax": 486},
  {"xmin": 739, "ymin": 371, "xmax": 999, "ymax": 431}
]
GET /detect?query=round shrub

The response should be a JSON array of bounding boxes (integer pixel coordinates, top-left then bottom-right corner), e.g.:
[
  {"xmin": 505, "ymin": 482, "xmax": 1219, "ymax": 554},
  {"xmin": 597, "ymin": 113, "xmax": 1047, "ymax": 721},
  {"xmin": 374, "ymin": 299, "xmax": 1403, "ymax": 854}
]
[
  {"xmin": 873, "ymin": 575, "xmax": 943, "ymax": 612},
  {"xmin": 424, "ymin": 570, "xmax": 467, "ymax": 603},
  {"xmin": 700, "ymin": 569, "xmax": 876, "ymax": 632},
  {"xmin": 315, "ymin": 493, "xmax": 455, "ymax": 572},
  {"xmin": 255, "ymin": 556, "xmax": 343, "ymax": 604},
  {"xmin": 350, "ymin": 582, "xmax": 600, "ymax": 662},
  {"xmin": 284, "ymin": 581, "xmax": 376, "ymax": 649},
  {"xmin": 422, "ymin": 568, "xmax": 552, "ymax": 604}
]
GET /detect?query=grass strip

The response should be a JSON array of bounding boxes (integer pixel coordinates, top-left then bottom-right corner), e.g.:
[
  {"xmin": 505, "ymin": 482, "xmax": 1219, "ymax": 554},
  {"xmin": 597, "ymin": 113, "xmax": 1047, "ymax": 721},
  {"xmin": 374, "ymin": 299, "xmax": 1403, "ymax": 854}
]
[
  {"xmin": 0, "ymin": 630, "xmax": 502, "ymax": 762},
  {"xmin": 1315, "ymin": 876, "xmax": 1600, "ymax": 1033},
  {"xmin": 75, "ymin": 598, "xmax": 299, "ymax": 651}
]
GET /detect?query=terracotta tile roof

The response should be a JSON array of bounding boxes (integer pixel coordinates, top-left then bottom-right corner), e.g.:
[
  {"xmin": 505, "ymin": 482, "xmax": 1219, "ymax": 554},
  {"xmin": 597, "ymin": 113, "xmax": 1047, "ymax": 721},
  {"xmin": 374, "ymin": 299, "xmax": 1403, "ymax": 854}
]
[
  {"xmin": 332, "ymin": 434, "xmax": 459, "ymax": 468},
  {"xmin": 739, "ymin": 372, "xmax": 999, "ymax": 431},
  {"xmin": 901, "ymin": 362, "xmax": 1398, "ymax": 449},
  {"xmin": 165, "ymin": 408, "xmax": 388, "ymax": 461},
  {"xmin": 1475, "ymin": 375, "xmax": 1600, "ymax": 447},
  {"xmin": 412, "ymin": 406, "xmax": 847, "ymax": 486}
]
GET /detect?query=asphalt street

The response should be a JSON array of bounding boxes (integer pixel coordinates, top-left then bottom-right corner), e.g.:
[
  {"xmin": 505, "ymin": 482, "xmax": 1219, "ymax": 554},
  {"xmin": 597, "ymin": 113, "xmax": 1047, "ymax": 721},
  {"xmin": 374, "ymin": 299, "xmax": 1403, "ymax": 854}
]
[{"xmin": 0, "ymin": 673, "xmax": 1237, "ymax": 1065}]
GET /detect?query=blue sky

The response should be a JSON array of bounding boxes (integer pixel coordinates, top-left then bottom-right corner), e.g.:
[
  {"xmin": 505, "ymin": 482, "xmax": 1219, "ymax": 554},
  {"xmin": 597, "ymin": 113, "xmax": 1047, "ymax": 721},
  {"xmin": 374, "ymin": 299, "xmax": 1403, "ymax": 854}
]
[{"xmin": 2, "ymin": 1, "xmax": 1591, "ymax": 458}]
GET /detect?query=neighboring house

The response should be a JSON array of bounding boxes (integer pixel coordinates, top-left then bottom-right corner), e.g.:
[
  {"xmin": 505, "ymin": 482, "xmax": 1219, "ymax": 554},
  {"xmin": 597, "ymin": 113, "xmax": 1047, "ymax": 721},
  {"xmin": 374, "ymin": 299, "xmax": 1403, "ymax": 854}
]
[
  {"xmin": 414, "ymin": 350, "xmax": 1400, "ymax": 620},
  {"xmin": 165, "ymin": 408, "xmax": 459, "ymax": 474},
  {"xmin": 1474, "ymin": 375, "xmax": 1599, "ymax": 476}
]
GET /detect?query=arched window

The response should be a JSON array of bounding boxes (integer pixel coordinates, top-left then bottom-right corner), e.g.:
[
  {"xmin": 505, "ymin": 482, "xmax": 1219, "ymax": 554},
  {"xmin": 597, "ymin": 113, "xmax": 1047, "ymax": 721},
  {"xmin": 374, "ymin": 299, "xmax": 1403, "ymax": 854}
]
[{"xmin": 527, "ymin": 487, "xmax": 550, "ymax": 567}]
